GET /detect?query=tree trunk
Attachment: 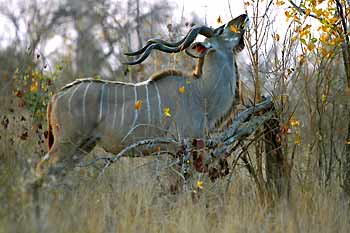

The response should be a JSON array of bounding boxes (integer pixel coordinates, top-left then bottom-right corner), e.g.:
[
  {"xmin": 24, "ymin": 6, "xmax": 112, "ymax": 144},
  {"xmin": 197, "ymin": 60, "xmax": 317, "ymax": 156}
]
[
  {"xmin": 264, "ymin": 110, "xmax": 289, "ymax": 199},
  {"xmin": 344, "ymin": 108, "xmax": 350, "ymax": 195},
  {"xmin": 340, "ymin": 39, "xmax": 350, "ymax": 197}
]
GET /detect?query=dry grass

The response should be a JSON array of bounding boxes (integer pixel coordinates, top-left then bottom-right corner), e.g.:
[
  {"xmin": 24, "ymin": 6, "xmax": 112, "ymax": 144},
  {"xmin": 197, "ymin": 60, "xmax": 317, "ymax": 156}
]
[{"xmin": 1, "ymin": 100, "xmax": 350, "ymax": 233}]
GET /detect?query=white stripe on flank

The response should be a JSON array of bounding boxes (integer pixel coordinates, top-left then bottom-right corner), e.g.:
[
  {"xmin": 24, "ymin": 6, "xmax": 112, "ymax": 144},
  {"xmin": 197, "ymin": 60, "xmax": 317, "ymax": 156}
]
[
  {"xmin": 124, "ymin": 86, "xmax": 139, "ymax": 140},
  {"xmin": 68, "ymin": 83, "xmax": 82, "ymax": 116},
  {"xmin": 132, "ymin": 85, "xmax": 138, "ymax": 127},
  {"xmin": 154, "ymin": 82, "xmax": 162, "ymax": 125},
  {"xmin": 54, "ymin": 91, "xmax": 66, "ymax": 104},
  {"xmin": 120, "ymin": 85, "xmax": 125, "ymax": 126},
  {"xmin": 98, "ymin": 83, "xmax": 107, "ymax": 122},
  {"xmin": 104, "ymin": 84, "xmax": 109, "ymax": 118},
  {"xmin": 82, "ymin": 82, "xmax": 92, "ymax": 125},
  {"xmin": 112, "ymin": 85, "xmax": 118, "ymax": 129},
  {"xmin": 145, "ymin": 85, "xmax": 151, "ymax": 124}
]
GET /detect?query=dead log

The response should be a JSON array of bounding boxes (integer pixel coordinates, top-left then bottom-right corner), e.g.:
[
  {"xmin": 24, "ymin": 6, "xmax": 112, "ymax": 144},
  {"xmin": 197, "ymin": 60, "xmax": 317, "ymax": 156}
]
[{"xmin": 90, "ymin": 97, "xmax": 277, "ymax": 183}]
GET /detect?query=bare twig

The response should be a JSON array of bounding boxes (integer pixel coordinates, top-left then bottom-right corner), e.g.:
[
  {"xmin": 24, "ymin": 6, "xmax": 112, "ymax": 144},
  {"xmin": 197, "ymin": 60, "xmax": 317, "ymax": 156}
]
[
  {"xmin": 288, "ymin": 0, "xmax": 321, "ymax": 20},
  {"xmin": 97, "ymin": 138, "xmax": 180, "ymax": 176}
]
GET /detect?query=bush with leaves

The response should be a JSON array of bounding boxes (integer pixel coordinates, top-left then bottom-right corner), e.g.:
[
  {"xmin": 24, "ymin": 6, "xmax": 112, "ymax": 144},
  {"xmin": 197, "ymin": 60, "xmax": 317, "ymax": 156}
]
[{"xmin": 13, "ymin": 64, "xmax": 62, "ymax": 123}]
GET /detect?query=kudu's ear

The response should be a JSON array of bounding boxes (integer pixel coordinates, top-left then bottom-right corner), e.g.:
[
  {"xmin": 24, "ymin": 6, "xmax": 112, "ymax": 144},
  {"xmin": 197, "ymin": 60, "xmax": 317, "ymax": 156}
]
[{"xmin": 185, "ymin": 42, "xmax": 213, "ymax": 58}]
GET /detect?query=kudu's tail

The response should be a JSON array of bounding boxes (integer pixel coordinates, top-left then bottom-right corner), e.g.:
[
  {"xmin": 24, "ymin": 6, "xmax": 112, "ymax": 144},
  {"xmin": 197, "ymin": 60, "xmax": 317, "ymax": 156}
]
[{"xmin": 47, "ymin": 100, "xmax": 54, "ymax": 150}]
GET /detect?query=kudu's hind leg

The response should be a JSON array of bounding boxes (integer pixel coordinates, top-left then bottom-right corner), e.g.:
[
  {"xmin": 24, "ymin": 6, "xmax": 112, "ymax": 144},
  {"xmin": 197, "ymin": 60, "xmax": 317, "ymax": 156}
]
[{"xmin": 36, "ymin": 136, "xmax": 97, "ymax": 180}]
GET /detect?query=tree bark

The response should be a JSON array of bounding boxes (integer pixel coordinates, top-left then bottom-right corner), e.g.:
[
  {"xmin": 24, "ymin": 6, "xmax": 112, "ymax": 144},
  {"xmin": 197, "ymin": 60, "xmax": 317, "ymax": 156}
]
[
  {"xmin": 344, "ymin": 108, "xmax": 350, "ymax": 195},
  {"xmin": 264, "ymin": 109, "xmax": 289, "ymax": 199}
]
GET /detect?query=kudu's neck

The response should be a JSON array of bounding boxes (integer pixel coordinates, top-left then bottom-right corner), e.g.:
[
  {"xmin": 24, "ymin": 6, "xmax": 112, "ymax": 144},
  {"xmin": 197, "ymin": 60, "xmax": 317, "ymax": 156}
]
[
  {"xmin": 197, "ymin": 52, "xmax": 235, "ymax": 95},
  {"xmin": 192, "ymin": 51, "xmax": 238, "ymax": 129}
]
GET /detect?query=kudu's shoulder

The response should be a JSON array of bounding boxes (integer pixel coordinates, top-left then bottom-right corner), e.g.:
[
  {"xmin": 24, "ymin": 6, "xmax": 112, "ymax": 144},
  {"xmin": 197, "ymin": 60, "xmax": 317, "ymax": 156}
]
[{"xmin": 149, "ymin": 69, "xmax": 193, "ymax": 82}]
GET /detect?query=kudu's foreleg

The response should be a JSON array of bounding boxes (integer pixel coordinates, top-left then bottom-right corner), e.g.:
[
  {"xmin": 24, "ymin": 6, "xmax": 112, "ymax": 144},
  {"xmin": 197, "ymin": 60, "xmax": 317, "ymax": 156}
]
[
  {"xmin": 33, "ymin": 132, "xmax": 97, "ymax": 232},
  {"xmin": 36, "ymin": 135, "xmax": 97, "ymax": 181}
]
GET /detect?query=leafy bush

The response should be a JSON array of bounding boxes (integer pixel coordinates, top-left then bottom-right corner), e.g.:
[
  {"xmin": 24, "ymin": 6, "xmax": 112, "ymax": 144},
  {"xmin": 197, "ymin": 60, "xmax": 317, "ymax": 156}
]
[{"xmin": 13, "ymin": 64, "xmax": 62, "ymax": 123}]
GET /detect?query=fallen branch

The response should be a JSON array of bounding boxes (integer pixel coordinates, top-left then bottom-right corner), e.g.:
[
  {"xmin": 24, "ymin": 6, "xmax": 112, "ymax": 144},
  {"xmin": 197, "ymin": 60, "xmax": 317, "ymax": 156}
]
[
  {"xmin": 208, "ymin": 111, "xmax": 275, "ymax": 161},
  {"xmin": 84, "ymin": 97, "xmax": 275, "ymax": 182},
  {"xmin": 98, "ymin": 138, "xmax": 180, "ymax": 174},
  {"xmin": 207, "ymin": 96, "xmax": 273, "ymax": 147}
]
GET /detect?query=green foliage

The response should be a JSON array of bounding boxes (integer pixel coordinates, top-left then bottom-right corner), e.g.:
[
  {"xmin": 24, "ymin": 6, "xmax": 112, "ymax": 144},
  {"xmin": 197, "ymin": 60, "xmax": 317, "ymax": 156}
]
[{"xmin": 13, "ymin": 64, "xmax": 62, "ymax": 123}]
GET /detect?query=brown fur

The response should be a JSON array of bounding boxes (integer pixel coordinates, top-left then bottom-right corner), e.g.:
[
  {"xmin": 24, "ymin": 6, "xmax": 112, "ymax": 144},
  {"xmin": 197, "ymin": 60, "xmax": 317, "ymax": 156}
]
[
  {"xmin": 149, "ymin": 69, "xmax": 193, "ymax": 82},
  {"xmin": 193, "ymin": 58, "xmax": 204, "ymax": 78}
]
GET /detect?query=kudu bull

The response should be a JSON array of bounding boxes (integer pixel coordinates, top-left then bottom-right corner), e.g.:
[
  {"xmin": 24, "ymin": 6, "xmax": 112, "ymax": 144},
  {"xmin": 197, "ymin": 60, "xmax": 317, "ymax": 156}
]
[{"xmin": 35, "ymin": 14, "xmax": 249, "ymax": 180}]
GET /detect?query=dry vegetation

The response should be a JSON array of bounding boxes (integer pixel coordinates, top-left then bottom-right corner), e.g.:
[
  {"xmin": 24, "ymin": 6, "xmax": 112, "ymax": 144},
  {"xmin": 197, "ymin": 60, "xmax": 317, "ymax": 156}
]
[{"xmin": 1, "ymin": 97, "xmax": 350, "ymax": 233}]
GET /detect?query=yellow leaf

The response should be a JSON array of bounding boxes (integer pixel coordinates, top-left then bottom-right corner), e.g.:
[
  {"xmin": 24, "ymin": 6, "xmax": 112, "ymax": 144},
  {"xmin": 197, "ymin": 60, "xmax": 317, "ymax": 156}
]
[
  {"xmin": 337, "ymin": 37, "xmax": 344, "ymax": 43},
  {"xmin": 31, "ymin": 71, "xmax": 40, "ymax": 79},
  {"xmin": 230, "ymin": 24, "xmax": 239, "ymax": 33},
  {"xmin": 303, "ymin": 24, "xmax": 312, "ymax": 31},
  {"xmin": 328, "ymin": 17, "xmax": 338, "ymax": 24},
  {"xmin": 329, "ymin": 37, "xmax": 343, "ymax": 46},
  {"xmin": 30, "ymin": 82, "xmax": 39, "ymax": 93},
  {"xmin": 285, "ymin": 10, "xmax": 291, "ymax": 18},
  {"xmin": 290, "ymin": 118, "xmax": 300, "ymax": 127},
  {"xmin": 321, "ymin": 94, "xmax": 327, "ymax": 103},
  {"xmin": 293, "ymin": 15, "xmax": 300, "ymax": 22},
  {"xmin": 274, "ymin": 33, "xmax": 280, "ymax": 41},
  {"xmin": 318, "ymin": 25, "xmax": 330, "ymax": 33},
  {"xmin": 164, "ymin": 107, "xmax": 171, "ymax": 117},
  {"xmin": 178, "ymin": 86, "xmax": 185, "ymax": 94},
  {"xmin": 244, "ymin": 1, "xmax": 250, "ymax": 6},
  {"xmin": 276, "ymin": 0, "xmax": 285, "ymax": 6},
  {"xmin": 314, "ymin": 8, "xmax": 323, "ymax": 18},
  {"xmin": 295, "ymin": 133, "xmax": 301, "ymax": 145},
  {"xmin": 217, "ymin": 16, "xmax": 223, "ymax": 24},
  {"xmin": 134, "ymin": 100, "xmax": 142, "ymax": 110},
  {"xmin": 305, "ymin": 9, "xmax": 311, "ymax": 16},
  {"xmin": 320, "ymin": 33, "xmax": 329, "ymax": 43},
  {"xmin": 299, "ymin": 24, "xmax": 311, "ymax": 37},
  {"xmin": 320, "ymin": 47, "xmax": 328, "ymax": 57},
  {"xmin": 197, "ymin": 180, "xmax": 203, "ymax": 189},
  {"xmin": 307, "ymin": 42, "xmax": 315, "ymax": 51}
]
